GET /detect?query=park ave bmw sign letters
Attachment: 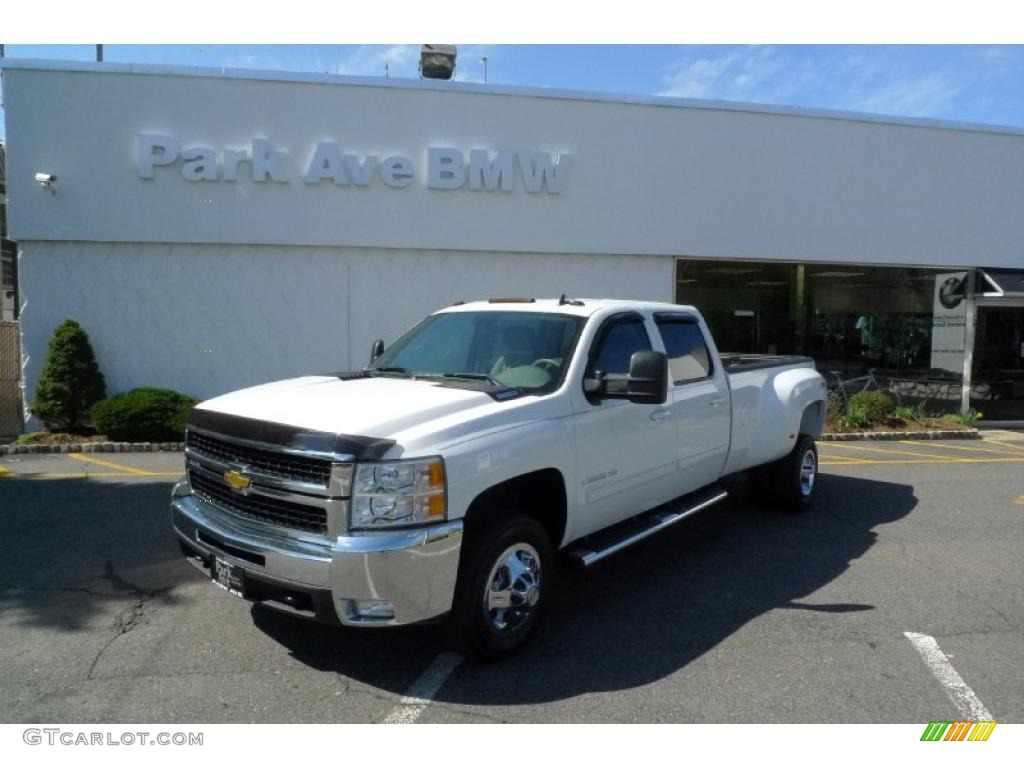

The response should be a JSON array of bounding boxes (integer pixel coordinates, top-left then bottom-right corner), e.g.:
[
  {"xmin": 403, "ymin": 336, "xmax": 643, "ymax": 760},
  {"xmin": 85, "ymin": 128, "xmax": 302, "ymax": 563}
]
[{"xmin": 135, "ymin": 135, "xmax": 571, "ymax": 194}]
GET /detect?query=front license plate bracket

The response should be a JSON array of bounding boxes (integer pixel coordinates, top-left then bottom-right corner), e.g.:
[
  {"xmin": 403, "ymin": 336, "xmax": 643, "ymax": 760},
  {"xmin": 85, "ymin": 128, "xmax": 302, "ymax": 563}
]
[{"xmin": 212, "ymin": 556, "xmax": 245, "ymax": 598}]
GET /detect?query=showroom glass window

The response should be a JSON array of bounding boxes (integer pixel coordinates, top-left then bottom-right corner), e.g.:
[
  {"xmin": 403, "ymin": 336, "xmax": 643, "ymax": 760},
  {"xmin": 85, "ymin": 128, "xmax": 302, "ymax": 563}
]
[{"xmin": 675, "ymin": 258, "xmax": 966, "ymax": 411}]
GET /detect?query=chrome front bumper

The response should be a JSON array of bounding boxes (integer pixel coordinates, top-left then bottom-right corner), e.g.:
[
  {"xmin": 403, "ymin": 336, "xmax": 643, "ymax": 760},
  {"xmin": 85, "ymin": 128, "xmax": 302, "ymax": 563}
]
[{"xmin": 172, "ymin": 492, "xmax": 464, "ymax": 626}]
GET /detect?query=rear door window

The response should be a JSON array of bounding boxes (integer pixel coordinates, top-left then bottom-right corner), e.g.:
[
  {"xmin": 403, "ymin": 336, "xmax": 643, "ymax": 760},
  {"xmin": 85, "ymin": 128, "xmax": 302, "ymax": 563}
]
[{"xmin": 656, "ymin": 318, "xmax": 713, "ymax": 384}]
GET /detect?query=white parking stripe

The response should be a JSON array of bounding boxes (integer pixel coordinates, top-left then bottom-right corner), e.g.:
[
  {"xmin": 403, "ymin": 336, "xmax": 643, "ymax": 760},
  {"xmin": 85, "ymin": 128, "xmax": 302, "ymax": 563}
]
[
  {"xmin": 904, "ymin": 631, "xmax": 993, "ymax": 720},
  {"xmin": 382, "ymin": 652, "xmax": 463, "ymax": 724}
]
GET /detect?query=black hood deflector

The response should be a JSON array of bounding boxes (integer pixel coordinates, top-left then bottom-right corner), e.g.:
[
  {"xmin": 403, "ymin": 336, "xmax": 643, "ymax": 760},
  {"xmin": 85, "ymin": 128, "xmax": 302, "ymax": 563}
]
[{"xmin": 187, "ymin": 408, "xmax": 395, "ymax": 461}]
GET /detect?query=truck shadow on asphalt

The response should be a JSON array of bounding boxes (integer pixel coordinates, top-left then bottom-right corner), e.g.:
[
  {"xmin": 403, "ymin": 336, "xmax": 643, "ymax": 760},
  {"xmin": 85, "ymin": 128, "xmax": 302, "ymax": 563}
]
[
  {"xmin": 254, "ymin": 472, "xmax": 918, "ymax": 706},
  {"xmin": 0, "ymin": 478, "xmax": 190, "ymax": 631}
]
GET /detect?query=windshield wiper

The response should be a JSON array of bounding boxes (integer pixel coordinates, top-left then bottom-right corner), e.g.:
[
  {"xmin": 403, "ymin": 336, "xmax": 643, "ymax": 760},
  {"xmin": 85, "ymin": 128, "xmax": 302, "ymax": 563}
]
[{"xmin": 439, "ymin": 372, "xmax": 504, "ymax": 387}]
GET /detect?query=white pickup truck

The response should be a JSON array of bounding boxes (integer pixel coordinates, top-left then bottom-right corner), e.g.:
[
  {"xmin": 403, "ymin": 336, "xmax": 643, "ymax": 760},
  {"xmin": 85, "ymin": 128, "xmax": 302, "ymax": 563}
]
[{"xmin": 172, "ymin": 298, "xmax": 827, "ymax": 657}]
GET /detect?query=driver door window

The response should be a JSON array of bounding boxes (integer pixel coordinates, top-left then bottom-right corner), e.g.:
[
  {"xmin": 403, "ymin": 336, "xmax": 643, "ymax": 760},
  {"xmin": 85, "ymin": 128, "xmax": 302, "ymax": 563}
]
[{"xmin": 587, "ymin": 317, "xmax": 652, "ymax": 381}]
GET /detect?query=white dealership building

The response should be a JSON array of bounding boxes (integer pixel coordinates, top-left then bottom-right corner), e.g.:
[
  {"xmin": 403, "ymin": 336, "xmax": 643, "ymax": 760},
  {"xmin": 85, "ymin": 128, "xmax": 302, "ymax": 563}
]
[{"xmin": 2, "ymin": 58, "xmax": 1023, "ymax": 426}]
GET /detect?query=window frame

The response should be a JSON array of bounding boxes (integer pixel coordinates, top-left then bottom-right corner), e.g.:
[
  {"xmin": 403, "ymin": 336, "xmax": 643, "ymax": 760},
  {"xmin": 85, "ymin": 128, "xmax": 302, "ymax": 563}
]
[
  {"xmin": 653, "ymin": 311, "xmax": 715, "ymax": 386},
  {"xmin": 583, "ymin": 311, "xmax": 654, "ymax": 400}
]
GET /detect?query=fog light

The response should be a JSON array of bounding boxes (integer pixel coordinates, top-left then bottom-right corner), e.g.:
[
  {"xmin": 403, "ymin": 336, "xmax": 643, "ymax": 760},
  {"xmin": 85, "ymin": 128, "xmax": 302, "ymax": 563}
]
[{"xmin": 351, "ymin": 599, "xmax": 395, "ymax": 621}]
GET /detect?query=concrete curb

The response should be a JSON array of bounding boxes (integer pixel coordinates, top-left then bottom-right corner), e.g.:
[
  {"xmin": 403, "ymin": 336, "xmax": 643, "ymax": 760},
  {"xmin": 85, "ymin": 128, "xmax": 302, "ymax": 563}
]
[
  {"xmin": 0, "ymin": 441, "xmax": 185, "ymax": 455},
  {"xmin": 820, "ymin": 429, "xmax": 979, "ymax": 442}
]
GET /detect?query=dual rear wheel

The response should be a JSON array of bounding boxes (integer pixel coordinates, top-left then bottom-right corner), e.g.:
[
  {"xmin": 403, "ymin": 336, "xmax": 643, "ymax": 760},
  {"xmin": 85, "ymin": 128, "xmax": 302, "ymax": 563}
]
[{"xmin": 750, "ymin": 434, "xmax": 819, "ymax": 512}]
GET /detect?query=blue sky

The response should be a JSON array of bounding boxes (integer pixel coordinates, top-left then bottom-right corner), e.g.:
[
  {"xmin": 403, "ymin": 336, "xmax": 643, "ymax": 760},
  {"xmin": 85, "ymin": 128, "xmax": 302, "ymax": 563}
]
[{"xmin": 2, "ymin": 44, "xmax": 1023, "ymax": 138}]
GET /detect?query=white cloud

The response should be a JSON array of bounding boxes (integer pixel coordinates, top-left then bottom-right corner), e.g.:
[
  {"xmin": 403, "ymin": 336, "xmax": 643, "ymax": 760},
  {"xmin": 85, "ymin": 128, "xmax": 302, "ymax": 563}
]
[
  {"xmin": 450, "ymin": 45, "xmax": 493, "ymax": 84},
  {"xmin": 658, "ymin": 46, "xmax": 805, "ymax": 104},
  {"xmin": 849, "ymin": 73, "xmax": 961, "ymax": 117},
  {"xmin": 657, "ymin": 45, "xmax": 990, "ymax": 121},
  {"xmin": 659, "ymin": 50, "xmax": 742, "ymax": 98},
  {"xmin": 216, "ymin": 44, "xmax": 491, "ymax": 83},
  {"xmin": 222, "ymin": 53, "xmax": 285, "ymax": 71},
  {"xmin": 335, "ymin": 45, "xmax": 419, "ymax": 77}
]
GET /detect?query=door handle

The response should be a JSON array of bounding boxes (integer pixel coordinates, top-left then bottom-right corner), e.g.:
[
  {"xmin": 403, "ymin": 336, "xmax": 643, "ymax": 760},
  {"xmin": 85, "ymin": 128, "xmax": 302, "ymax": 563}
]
[
  {"xmin": 708, "ymin": 397, "xmax": 726, "ymax": 408},
  {"xmin": 649, "ymin": 408, "xmax": 672, "ymax": 422}
]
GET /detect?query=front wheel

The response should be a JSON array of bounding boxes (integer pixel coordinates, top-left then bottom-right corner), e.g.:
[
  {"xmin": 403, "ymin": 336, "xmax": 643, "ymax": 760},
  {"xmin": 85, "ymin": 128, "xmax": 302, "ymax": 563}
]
[{"xmin": 450, "ymin": 516, "xmax": 553, "ymax": 660}]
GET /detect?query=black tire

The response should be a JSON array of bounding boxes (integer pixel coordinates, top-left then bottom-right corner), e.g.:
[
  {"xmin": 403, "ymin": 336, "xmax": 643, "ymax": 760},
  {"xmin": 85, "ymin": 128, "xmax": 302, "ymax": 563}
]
[
  {"xmin": 750, "ymin": 435, "xmax": 819, "ymax": 513},
  {"xmin": 778, "ymin": 435, "xmax": 818, "ymax": 512},
  {"xmin": 450, "ymin": 515, "xmax": 554, "ymax": 660}
]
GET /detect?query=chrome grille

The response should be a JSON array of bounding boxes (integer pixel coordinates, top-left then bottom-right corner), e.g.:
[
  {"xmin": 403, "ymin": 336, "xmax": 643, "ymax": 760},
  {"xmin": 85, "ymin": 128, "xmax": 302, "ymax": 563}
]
[
  {"xmin": 186, "ymin": 429, "xmax": 331, "ymax": 488},
  {"xmin": 188, "ymin": 469, "xmax": 328, "ymax": 535}
]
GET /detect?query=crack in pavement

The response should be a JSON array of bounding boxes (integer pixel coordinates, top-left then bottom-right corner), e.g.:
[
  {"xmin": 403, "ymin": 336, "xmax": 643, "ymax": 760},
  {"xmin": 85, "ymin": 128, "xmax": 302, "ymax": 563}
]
[
  {"xmin": 86, "ymin": 598, "xmax": 148, "ymax": 680},
  {"xmin": 83, "ymin": 560, "xmax": 177, "ymax": 681}
]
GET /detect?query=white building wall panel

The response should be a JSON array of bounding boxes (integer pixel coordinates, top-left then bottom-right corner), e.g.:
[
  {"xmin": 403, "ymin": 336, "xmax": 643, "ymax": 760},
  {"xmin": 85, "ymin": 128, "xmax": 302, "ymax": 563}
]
[
  {"xmin": 19, "ymin": 242, "xmax": 670, "ymax": 407},
  {"xmin": 4, "ymin": 63, "xmax": 1024, "ymax": 269}
]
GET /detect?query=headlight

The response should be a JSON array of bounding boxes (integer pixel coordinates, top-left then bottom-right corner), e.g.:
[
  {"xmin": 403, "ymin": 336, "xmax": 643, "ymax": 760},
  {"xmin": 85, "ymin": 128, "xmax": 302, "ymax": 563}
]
[{"xmin": 350, "ymin": 457, "xmax": 446, "ymax": 529}]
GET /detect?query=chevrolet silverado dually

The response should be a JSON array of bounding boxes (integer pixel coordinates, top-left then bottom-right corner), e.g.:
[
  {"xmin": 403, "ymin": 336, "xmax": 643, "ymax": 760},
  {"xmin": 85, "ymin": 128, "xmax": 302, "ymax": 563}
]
[{"xmin": 172, "ymin": 298, "xmax": 828, "ymax": 657}]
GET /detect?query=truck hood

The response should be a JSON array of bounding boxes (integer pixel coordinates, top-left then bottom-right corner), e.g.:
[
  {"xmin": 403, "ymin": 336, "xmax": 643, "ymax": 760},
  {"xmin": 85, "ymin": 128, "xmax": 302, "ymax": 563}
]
[{"xmin": 192, "ymin": 374, "xmax": 543, "ymax": 457}]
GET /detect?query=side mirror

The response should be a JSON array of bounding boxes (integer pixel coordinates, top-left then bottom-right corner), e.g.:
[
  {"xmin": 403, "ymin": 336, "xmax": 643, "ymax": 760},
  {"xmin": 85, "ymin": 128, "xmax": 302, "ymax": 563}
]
[
  {"xmin": 369, "ymin": 339, "xmax": 385, "ymax": 363},
  {"xmin": 625, "ymin": 350, "xmax": 668, "ymax": 404},
  {"xmin": 584, "ymin": 350, "xmax": 668, "ymax": 405}
]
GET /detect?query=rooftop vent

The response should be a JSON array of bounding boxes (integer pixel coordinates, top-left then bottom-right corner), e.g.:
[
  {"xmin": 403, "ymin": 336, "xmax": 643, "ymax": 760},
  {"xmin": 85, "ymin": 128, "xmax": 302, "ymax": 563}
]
[{"xmin": 420, "ymin": 45, "xmax": 457, "ymax": 80}]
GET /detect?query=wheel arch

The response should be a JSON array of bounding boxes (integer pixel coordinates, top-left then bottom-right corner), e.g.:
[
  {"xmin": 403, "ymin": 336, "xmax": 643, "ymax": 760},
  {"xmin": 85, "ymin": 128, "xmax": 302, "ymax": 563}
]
[
  {"xmin": 799, "ymin": 399, "xmax": 826, "ymax": 437},
  {"xmin": 462, "ymin": 468, "xmax": 568, "ymax": 549}
]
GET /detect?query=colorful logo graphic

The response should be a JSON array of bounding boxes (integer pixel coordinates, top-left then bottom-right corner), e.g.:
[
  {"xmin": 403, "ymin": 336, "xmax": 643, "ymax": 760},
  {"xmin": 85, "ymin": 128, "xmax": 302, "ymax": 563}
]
[
  {"xmin": 937, "ymin": 275, "xmax": 966, "ymax": 309},
  {"xmin": 223, "ymin": 468, "xmax": 252, "ymax": 492},
  {"xmin": 921, "ymin": 721, "xmax": 996, "ymax": 741}
]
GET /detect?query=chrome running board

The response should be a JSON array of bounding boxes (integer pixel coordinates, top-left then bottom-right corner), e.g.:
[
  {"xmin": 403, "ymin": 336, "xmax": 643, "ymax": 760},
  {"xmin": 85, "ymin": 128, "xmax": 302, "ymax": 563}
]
[{"xmin": 567, "ymin": 488, "xmax": 728, "ymax": 567}]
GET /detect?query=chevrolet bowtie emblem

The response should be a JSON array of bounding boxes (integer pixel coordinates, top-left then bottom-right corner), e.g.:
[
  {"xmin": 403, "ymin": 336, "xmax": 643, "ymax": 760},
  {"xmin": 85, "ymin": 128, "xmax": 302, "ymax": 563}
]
[{"xmin": 223, "ymin": 469, "xmax": 252, "ymax": 492}]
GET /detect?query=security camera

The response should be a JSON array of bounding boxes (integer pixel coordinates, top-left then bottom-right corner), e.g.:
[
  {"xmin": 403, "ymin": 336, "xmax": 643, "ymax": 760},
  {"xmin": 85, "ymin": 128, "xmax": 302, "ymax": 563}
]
[{"xmin": 35, "ymin": 172, "xmax": 58, "ymax": 191}]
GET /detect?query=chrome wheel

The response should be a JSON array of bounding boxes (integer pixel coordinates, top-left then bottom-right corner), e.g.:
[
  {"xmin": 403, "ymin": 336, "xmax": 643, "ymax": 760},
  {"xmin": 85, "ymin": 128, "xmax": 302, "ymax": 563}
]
[
  {"xmin": 800, "ymin": 448, "xmax": 817, "ymax": 498},
  {"xmin": 484, "ymin": 543, "xmax": 541, "ymax": 633}
]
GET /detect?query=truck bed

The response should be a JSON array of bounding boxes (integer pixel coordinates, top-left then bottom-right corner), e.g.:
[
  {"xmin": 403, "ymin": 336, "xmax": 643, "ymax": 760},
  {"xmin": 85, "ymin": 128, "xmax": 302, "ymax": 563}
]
[
  {"xmin": 719, "ymin": 353, "xmax": 822, "ymax": 477},
  {"xmin": 719, "ymin": 353, "xmax": 816, "ymax": 375}
]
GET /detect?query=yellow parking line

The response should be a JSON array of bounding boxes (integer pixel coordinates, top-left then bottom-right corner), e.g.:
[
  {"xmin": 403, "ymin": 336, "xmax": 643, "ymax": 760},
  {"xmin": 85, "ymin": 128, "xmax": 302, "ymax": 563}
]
[
  {"xmin": 1015, "ymin": 496, "xmax": 1024, "ymax": 506},
  {"xmin": 822, "ymin": 442, "xmax": 972, "ymax": 461},
  {"xmin": 0, "ymin": 470, "xmax": 183, "ymax": 479},
  {"xmin": 980, "ymin": 438, "xmax": 1024, "ymax": 455},
  {"xmin": 901, "ymin": 439, "xmax": 1024, "ymax": 457},
  {"xmin": 0, "ymin": 462, "xmax": 13, "ymax": 478},
  {"xmin": 822, "ymin": 457, "xmax": 1024, "ymax": 466},
  {"xmin": 42, "ymin": 471, "xmax": 181, "ymax": 478},
  {"xmin": 818, "ymin": 455, "xmax": 873, "ymax": 464},
  {"xmin": 67, "ymin": 453, "xmax": 156, "ymax": 476}
]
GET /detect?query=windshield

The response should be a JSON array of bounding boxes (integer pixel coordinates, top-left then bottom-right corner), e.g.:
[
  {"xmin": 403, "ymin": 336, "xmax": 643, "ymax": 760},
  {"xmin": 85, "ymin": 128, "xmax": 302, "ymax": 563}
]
[{"xmin": 369, "ymin": 311, "xmax": 585, "ymax": 394}]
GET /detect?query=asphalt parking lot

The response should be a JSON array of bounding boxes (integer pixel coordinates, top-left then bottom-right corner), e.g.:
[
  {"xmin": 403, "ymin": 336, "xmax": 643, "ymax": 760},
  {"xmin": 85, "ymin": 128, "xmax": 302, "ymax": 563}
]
[{"xmin": 1, "ymin": 434, "xmax": 1022, "ymax": 723}]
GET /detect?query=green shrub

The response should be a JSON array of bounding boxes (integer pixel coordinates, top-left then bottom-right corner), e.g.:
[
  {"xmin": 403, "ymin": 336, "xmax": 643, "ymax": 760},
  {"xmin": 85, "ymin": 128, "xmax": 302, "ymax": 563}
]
[
  {"xmin": 839, "ymin": 401, "xmax": 872, "ymax": 430},
  {"xmin": 945, "ymin": 408, "xmax": 982, "ymax": 426},
  {"xmin": 892, "ymin": 403, "xmax": 925, "ymax": 422},
  {"xmin": 31, "ymin": 319, "xmax": 107, "ymax": 431},
  {"xmin": 847, "ymin": 391, "xmax": 893, "ymax": 424},
  {"xmin": 16, "ymin": 431, "xmax": 42, "ymax": 444},
  {"xmin": 89, "ymin": 388, "xmax": 198, "ymax": 441}
]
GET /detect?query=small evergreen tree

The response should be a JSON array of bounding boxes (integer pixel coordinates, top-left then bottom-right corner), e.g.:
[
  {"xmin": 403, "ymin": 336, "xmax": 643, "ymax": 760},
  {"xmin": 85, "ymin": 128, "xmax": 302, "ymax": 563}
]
[{"xmin": 31, "ymin": 319, "xmax": 107, "ymax": 431}]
